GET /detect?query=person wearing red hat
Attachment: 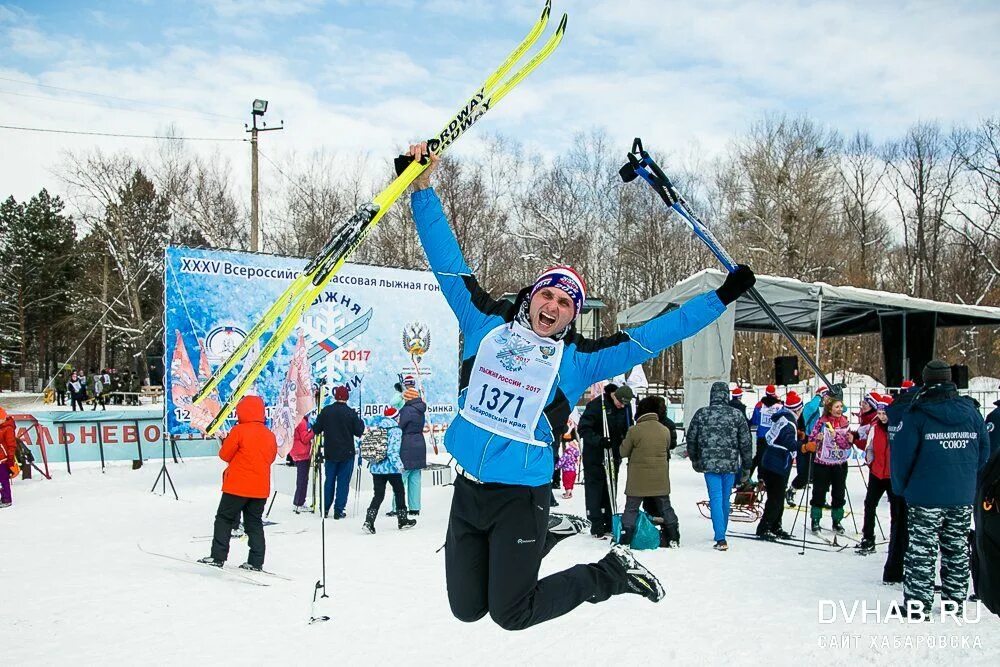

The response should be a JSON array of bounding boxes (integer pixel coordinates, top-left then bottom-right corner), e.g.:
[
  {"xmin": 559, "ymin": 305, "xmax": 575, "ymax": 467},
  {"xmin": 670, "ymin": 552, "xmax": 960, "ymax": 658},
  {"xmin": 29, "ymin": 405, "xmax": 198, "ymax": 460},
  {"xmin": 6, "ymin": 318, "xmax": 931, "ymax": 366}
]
[
  {"xmin": 312, "ymin": 385, "xmax": 365, "ymax": 518},
  {"xmin": 805, "ymin": 396, "xmax": 854, "ymax": 534},
  {"xmin": 729, "ymin": 386, "xmax": 749, "ymax": 421},
  {"xmin": 756, "ymin": 392, "xmax": 804, "ymax": 539},
  {"xmin": 854, "ymin": 393, "xmax": 907, "ymax": 577},
  {"xmin": 749, "ymin": 385, "xmax": 783, "ymax": 481}
]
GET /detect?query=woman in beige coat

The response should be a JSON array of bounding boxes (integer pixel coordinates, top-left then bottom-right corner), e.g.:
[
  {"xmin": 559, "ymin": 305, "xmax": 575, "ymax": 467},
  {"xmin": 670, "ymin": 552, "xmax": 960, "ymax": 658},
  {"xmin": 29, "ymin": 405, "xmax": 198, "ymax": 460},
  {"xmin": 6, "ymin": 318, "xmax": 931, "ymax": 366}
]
[{"xmin": 620, "ymin": 396, "xmax": 680, "ymax": 547}]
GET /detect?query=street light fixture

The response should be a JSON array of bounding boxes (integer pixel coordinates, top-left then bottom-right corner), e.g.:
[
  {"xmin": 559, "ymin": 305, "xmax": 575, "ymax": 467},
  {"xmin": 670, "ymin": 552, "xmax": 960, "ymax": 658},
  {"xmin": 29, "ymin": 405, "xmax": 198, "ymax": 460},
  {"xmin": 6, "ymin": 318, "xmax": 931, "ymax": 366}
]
[{"xmin": 252, "ymin": 98, "xmax": 268, "ymax": 116}]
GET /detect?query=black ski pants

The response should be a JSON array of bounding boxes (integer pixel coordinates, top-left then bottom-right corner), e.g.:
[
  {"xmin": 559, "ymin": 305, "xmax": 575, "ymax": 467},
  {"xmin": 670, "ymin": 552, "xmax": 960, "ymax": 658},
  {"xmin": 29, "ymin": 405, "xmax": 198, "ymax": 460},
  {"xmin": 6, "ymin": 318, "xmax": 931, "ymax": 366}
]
[
  {"xmin": 811, "ymin": 462, "xmax": 848, "ymax": 510},
  {"xmin": 789, "ymin": 451, "xmax": 813, "ymax": 490},
  {"xmin": 582, "ymin": 448, "xmax": 619, "ymax": 536},
  {"xmin": 883, "ymin": 490, "xmax": 908, "ymax": 583},
  {"xmin": 211, "ymin": 492, "xmax": 266, "ymax": 567},
  {"xmin": 757, "ymin": 467, "xmax": 791, "ymax": 535},
  {"xmin": 445, "ymin": 475, "xmax": 628, "ymax": 631},
  {"xmin": 369, "ymin": 473, "xmax": 406, "ymax": 514}
]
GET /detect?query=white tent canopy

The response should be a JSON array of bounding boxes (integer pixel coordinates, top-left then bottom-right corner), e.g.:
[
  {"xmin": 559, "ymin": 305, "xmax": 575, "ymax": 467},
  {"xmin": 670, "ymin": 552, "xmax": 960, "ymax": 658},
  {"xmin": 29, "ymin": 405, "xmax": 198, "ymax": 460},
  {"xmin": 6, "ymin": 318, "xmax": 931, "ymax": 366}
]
[
  {"xmin": 617, "ymin": 269, "xmax": 1000, "ymax": 425},
  {"xmin": 617, "ymin": 268, "xmax": 1000, "ymax": 335}
]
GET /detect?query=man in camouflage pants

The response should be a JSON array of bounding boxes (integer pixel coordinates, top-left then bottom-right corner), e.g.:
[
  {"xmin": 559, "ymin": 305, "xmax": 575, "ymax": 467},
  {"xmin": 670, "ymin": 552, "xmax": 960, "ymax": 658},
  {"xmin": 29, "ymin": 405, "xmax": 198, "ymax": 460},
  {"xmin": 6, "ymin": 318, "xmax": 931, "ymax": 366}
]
[{"xmin": 889, "ymin": 361, "xmax": 991, "ymax": 618}]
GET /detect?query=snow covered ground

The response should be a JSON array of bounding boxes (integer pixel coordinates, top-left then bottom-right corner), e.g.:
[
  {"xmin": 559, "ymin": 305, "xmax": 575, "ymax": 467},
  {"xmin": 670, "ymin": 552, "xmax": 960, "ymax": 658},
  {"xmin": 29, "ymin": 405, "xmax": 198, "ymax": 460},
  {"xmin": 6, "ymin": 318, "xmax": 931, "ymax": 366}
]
[{"xmin": 6, "ymin": 456, "xmax": 998, "ymax": 665}]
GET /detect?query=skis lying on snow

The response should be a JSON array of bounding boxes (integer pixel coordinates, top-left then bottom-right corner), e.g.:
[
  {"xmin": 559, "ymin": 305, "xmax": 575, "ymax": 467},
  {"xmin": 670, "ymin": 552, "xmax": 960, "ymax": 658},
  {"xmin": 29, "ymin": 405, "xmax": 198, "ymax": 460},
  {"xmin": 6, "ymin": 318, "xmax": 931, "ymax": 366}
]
[
  {"xmin": 726, "ymin": 532, "xmax": 851, "ymax": 553},
  {"xmin": 138, "ymin": 543, "xmax": 293, "ymax": 584},
  {"xmin": 192, "ymin": 1, "xmax": 569, "ymax": 435}
]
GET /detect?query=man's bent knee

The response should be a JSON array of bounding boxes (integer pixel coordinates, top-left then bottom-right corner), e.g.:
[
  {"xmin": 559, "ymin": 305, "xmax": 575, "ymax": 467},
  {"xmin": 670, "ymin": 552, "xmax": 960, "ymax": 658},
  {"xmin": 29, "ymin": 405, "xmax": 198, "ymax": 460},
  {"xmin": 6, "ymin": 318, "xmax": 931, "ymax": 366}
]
[{"xmin": 450, "ymin": 602, "xmax": 488, "ymax": 624}]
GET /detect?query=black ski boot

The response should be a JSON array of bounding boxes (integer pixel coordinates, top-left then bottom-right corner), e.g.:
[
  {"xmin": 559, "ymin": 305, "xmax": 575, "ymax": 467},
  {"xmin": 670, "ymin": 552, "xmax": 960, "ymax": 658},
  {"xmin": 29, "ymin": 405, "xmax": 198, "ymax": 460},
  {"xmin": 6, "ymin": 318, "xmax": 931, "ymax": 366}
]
[
  {"xmin": 785, "ymin": 488, "xmax": 797, "ymax": 507},
  {"xmin": 362, "ymin": 508, "xmax": 377, "ymax": 534},
  {"xmin": 239, "ymin": 562, "xmax": 263, "ymax": 572},
  {"xmin": 773, "ymin": 528, "xmax": 793, "ymax": 540},
  {"xmin": 831, "ymin": 522, "xmax": 846, "ymax": 535},
  {"xmin": 397, "ymin": 508, "xmax": 417, "ymax": 530},
  {"xmin": 605, "ymin": 544, "xmax": 665, "ymax": 602},
  {"xmin": 856, "ymin": 536, "xmax": 876, "ymax": 554},
  {"xmin": 197, "ymin": 556, "xmax": 223, "ymax": 568},
  {"xmin": 810, "ymin": 518, "xmax": 821, "ymax": 533}
]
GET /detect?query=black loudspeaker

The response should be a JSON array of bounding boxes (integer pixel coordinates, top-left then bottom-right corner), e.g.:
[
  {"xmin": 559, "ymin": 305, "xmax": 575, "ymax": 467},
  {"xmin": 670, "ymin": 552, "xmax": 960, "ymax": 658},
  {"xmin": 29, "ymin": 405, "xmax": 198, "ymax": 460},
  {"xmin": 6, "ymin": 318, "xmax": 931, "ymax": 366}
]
[
  {"xmin": 951, "ymin": 364, "xmax": 969, "ymax": 389},
  {"xmin": 775, "ymin": 356, "xmax": 799, "ymax": 386}
]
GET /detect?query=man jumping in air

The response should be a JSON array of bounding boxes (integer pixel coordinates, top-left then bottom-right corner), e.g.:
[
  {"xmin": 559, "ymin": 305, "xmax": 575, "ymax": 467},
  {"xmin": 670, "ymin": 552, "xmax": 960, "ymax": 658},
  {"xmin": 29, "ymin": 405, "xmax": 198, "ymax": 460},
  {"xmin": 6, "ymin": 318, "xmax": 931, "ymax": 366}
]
[{"xmin": 406, "ymin": 142, "xmax": 755, "ymax": 630}]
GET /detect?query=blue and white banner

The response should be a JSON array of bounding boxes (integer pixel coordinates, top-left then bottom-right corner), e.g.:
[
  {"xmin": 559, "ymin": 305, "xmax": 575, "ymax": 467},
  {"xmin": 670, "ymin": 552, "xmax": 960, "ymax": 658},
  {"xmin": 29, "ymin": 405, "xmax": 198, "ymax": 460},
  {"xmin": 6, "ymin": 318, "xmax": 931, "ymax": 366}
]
[{"xmin": 164, "ymin": 246, "xmax": 460, "ymax": 438}]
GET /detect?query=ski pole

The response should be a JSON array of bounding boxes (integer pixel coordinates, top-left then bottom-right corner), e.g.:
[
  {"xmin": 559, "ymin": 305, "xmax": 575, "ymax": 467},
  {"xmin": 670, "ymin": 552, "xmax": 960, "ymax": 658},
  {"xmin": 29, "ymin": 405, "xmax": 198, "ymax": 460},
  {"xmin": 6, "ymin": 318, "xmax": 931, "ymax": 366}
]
[
  {"xmin": 310, "ymin": 434, "xmax": 330, "ymax": 624},
  {"xmin": 619, "ymin": 138, "xmax": 840, "ymax": 398},
  {"xmin": 798, "ymin": 452, "xmax": 815, "ymax": 556},
  {"xmin": 843, "ymin": 467, "xmax": 860, "ymax": 535}
]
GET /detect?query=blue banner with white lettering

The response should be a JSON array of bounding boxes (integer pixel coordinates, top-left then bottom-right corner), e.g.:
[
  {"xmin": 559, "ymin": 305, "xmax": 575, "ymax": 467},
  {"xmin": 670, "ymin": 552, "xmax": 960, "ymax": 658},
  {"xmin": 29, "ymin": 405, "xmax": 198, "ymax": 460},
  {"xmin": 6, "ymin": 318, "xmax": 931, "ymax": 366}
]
[{"xmin": 164, "ymin": 246, "xmax": 460, "ymax": 440}]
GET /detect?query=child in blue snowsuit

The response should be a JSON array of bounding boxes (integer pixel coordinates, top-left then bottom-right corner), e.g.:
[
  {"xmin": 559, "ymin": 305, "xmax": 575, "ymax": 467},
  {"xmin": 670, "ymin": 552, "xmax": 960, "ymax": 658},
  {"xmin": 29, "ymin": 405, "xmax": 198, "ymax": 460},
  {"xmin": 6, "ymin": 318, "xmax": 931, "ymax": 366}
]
[{"xmin": 405, "ymin": 142, "xmax": 757, "ymax": 630}]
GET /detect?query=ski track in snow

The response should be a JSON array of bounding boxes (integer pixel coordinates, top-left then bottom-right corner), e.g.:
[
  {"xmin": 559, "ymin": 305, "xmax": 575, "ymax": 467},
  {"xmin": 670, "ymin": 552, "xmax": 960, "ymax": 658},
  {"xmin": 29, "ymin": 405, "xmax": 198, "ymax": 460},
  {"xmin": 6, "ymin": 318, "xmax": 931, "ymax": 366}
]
[{"xmin": 5, "ymin": 456, "xmax": 998, "ymax": 665}]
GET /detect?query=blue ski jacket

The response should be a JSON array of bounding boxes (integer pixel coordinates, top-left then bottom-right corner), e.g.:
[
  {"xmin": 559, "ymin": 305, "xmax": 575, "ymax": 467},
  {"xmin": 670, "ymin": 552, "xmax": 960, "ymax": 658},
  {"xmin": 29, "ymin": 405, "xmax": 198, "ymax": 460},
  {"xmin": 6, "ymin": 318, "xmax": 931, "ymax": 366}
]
[
  {"xmin": 802, "ymin": 395, "xmax": 823, "ymax": 435},
  {"xmin": 412, "ymin": 187, "xmax": 726, "ymax": 486},
  {"xmin": 888, "ymin": 383, "xmax": 991, "ymax": 507}
]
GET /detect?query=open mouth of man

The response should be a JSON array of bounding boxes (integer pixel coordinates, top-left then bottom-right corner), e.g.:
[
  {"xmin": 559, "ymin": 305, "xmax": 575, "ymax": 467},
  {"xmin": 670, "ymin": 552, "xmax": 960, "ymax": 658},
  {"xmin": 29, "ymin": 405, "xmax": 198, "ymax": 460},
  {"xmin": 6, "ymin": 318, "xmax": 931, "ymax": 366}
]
[{"xmin": 538, "ymin": 312, "xmax": 557, "ymax": 328}]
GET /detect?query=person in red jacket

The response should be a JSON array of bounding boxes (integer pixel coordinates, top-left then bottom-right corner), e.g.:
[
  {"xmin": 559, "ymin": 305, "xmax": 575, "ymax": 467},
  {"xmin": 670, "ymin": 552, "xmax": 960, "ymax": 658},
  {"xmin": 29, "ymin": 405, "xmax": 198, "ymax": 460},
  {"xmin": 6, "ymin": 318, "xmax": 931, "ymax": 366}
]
[
  {"xmin": 290, "ymin": 413, "xmax": 315, "ymax": 513},
  {"xmin": 855, "ymin": 392, "xmax": 907, "ymax": 582},
  {"xmin": 199, "ymin": 395, "xmax": 278, "ymax": 571},
  {"xmin": 0, "ymin": 407, "xmax": 17, "ymax": 508}
]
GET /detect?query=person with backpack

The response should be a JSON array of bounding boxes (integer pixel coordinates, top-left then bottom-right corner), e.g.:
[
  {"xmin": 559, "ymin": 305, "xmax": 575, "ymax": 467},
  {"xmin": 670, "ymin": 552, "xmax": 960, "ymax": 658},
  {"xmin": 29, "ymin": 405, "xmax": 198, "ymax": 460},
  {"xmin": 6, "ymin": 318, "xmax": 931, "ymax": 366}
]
[
  {"xmin": 686, "ymin": 381, "xmax": 755, "ymax": 551},
  {"xmin": 290, "ymin": 413, "xmax": 315, "ymax": 513},
  {"xmin": 362, "ymin": 406, "xmax": 416, "ymax": 533},
  {"xmin": 198, "ymin": 395, "xmax": 278, "ymax": 571},
  {"xmin": 786, "ymin": 385, "xmax": 828, "ymax": 506},
  {"xmin": 756, "ymin": 392, "xmax": 804, "ymax": 540},
  {"xmin": 389, "ymin": 376, "xmax": 427, "ymax": 517},
  {"xmin": 806, "ymin": 395, "xmax": 854, "ymax": 534},
  {"xmin": 405, "ymin": 142, "xmax": 755, "ymax": 629},
  {"xmin": 312, "ymin": 385, "xmax": 365, "ymax": 519},
  {"xmin": 0, "ymin": 407, "xmax": 18, "ymax": 508},
  {"xmin": 619, "ymin": 396, "xmax": 678, "ymax": 548},
  {"xmin": 889, "ymin": 360, "xmax": 992, "ymax": 619}
]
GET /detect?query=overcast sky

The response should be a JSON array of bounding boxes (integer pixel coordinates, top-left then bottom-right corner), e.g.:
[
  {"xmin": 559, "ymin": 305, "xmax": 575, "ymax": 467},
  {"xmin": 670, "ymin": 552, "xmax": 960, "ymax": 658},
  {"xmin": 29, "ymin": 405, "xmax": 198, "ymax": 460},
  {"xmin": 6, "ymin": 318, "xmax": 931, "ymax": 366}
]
[{"xmin": 2, "ymin": 0, "xmax": 998, "ymax": 203}]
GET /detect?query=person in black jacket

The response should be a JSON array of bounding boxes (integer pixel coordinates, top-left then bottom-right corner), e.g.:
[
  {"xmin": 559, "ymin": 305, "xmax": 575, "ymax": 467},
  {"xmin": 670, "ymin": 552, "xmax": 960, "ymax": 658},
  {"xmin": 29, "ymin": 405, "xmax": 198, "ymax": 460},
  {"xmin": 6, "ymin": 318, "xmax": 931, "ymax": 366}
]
[
  {"xmin": 577, "ymin": 383, "xmax": 634, "ymax": 538},
  {"xmin": 729, "ymin": 386, "xmax": 749, "ymax": 422},
  {"xmin": 986, "ymin": 394, "xmax": 999, "ymax": 460},
  {"xmin": 312, "ymin": 385, "xmax": 365, "ymax": 519}
]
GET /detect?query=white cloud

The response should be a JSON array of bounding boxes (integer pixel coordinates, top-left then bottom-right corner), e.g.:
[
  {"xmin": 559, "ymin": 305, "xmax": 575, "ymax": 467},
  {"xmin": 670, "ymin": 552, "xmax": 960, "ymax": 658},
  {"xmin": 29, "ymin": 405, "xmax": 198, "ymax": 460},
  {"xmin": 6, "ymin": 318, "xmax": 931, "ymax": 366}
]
[{"xmin": 1, "ymin": 0, "xmax": 998, "ymax": 210}]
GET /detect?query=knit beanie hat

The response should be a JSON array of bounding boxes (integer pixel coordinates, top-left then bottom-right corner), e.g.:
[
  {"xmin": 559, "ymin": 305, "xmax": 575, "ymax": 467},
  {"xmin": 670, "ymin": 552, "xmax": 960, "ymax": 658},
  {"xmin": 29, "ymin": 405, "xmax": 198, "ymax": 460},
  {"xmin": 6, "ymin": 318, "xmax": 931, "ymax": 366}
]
[
  {"xmin": 900, "ymin": 380, "xmax": 915, "ymax": 390},
  {"xmin": 530, "ymin": 266, "xmax": 587, "ymax": 317},
  {"xmin": 731, "ymin": 386, "xmax": 744, "ymax": 397},
  {"xmin": 765, "ymin": 384, "xmax": 777, "ymax": 396},
  {"xmin": 383, "ymin": 406, "xmax": 399, "ymax": 419},
  {"xmin": 334, "ymin": 385, "xmax": 350, "ymax": 401},
  {"xmin": 922, "ymin": 360, "xmax": 952, "ymax": 385},
  {"xmin": 784, "ymin": 391, "xmax": 803, "ymax": 410}
]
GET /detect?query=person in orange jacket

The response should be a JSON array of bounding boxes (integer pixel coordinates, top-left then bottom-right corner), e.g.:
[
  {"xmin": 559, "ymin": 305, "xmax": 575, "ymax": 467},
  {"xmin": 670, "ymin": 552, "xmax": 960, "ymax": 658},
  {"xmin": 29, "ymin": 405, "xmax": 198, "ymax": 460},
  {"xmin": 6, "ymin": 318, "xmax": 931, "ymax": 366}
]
[
  {"xmin": 0, "ymin": 407, "xmax": 18, "ymax": 508},
  {"xmin": 199, "ymin": 395, "xmax": 277, "ymax": 571}
]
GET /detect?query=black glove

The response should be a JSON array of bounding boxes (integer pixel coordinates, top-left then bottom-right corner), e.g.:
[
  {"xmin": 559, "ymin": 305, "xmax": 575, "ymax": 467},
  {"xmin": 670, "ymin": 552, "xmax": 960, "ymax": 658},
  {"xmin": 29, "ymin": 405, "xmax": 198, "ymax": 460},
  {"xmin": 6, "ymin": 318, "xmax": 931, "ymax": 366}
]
[{"xmin": 715, "ymin": 265, "xmax": 756, "ymax": 306}]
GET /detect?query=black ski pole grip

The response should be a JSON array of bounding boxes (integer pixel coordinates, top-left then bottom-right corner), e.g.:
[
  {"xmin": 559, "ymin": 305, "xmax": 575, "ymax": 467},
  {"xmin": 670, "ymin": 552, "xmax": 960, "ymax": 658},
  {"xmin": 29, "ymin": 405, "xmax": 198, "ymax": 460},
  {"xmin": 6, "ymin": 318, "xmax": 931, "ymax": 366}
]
[
  {"xmin": 619, "ymin": 162, "xmax": 638, "ymax": 183},
  {"xmin": 394, "ymin": 140, "xmax": 434, "ymax": 176}
]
